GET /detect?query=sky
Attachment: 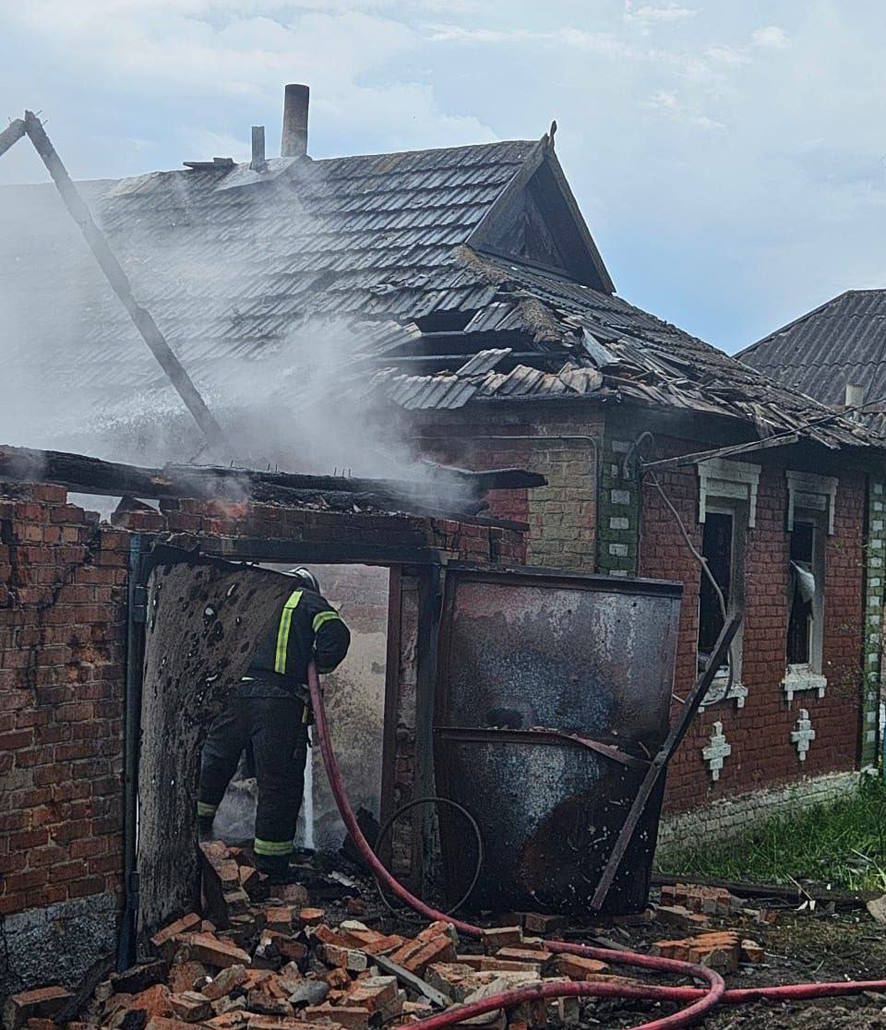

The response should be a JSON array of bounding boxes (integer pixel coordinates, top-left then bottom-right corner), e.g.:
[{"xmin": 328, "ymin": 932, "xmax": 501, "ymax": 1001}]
[{"xmin": 1, "ymin": 0, "xmax": 885, "ymax": 354}]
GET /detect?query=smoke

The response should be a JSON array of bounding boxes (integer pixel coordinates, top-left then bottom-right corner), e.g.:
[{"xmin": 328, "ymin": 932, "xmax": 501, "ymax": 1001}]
[{"xmin": 0, "ymin": 154, "xmax": 442, "ymax": 494}]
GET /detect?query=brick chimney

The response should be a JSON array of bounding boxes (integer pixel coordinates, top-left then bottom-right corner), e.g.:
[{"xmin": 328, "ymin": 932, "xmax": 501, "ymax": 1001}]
[{"xmin": 281, "ymin": 84, "xmax": 309, "ymax": 158}]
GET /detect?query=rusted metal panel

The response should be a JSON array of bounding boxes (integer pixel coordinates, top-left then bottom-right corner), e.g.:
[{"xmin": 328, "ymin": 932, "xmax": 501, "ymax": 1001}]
[{"xmin": 433, "ymin": 567, "xmax": 682, "ymax": 915}]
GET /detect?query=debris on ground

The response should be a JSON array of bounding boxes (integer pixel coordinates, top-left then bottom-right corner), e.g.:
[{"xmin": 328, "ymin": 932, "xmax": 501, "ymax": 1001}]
[{"xmin": 8, "ymin": 842, "xmax": 886, "ymax": 1030}]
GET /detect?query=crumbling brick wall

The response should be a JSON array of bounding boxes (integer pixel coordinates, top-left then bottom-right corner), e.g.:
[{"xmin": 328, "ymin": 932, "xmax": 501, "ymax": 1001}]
[
  {"xmin": 416, "ymin": 408, "xmax": 603, "ymax": 569},
  {"xmin": 0, "ymin": 478, "xmax": 524, "ymax": 993},
  {"xmin": 637, "ymin": 440, "xmax": 865, "ymax": 813},
  {"xmin": 0, "ymin": 483, "xmax": 129, "ymax": 922}
]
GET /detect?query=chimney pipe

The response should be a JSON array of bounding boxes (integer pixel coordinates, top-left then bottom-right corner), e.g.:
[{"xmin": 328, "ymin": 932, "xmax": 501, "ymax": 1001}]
[
  {"xmin": 250, "ymin": 125, "xmax": 266, "ymax": 171},
  {"xmin": 845, "ymin": 382, "xmax": 865, "ymax": 410},
  {"xmin": 281, "ymin": 83, "xmax": 309, "ymax": 158}
]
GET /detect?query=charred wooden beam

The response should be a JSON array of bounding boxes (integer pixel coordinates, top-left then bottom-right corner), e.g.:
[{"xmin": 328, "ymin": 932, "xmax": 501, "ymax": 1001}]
[
  {"xmin": 0, "ymin": 445, "xmax": 532, "ymax": 528},
  {"xmin": 21, "ymin": 111, "xmax": 226, "ymax": 450},
  {"xmin": 0, "ymin": 118, "xmax": 25, "ymax": 159}
]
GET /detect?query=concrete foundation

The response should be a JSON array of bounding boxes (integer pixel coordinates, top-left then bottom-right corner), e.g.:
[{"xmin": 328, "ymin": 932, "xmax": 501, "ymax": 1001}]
[
  {"xmin": 656, "ymin": 770, "xmax": 863, "ymax": 851},
  {"xmin": 0, "ymin": 893, "xmax": 116, "ymax": 997}
]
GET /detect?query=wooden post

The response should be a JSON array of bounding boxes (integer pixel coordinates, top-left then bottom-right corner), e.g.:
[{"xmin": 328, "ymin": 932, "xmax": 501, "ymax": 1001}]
[
  {"xmin": 21, "ymin": 111, "xmax": 227, "ymax": 450},
  {"xmin": 0, "ymin": 118, "xmax": 25, "ymax": 159}
]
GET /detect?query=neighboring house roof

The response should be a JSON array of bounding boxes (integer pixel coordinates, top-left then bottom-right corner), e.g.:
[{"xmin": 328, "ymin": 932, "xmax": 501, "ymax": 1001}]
[
  {"xmin": 738, "ymin": 289, "xmax": 886, "ymax": 411},
  {"xmin": 0, "ymin": 132, "xmax": 877, "ymax": 454}
]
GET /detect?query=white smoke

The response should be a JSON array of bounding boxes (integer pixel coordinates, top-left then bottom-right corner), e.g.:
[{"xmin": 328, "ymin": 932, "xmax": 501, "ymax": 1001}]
[{"xmin": 0, "ymin": 149, "xmax": 442, "ymax": 492}]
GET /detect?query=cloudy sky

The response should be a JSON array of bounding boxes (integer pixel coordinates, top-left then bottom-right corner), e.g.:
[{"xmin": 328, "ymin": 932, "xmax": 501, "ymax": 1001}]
[{"xmin": 2, "ymin": 1, "xmax": 884, "ymax": 352}]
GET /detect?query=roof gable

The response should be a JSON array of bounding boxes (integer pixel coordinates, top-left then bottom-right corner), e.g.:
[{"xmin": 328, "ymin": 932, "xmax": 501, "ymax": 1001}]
[{"xmin": 468, "ymin": 138, "xmax": 614, "ymax": 294}]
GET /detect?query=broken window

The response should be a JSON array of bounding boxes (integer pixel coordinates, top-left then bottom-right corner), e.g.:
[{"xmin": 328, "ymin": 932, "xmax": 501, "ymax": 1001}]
[
  {"xmin": 698, "ymin": 511, "xmax": 732, "ymax": 658},
  {"xmin": 784, "ymin": 514, "xmax": 826, "ymax": 699},
  {"xmin": 787, "ymin": 521, "xmax": 815, "ymax": 664},
  {"xmin": 697, "ymin": 504, "xmax": 746, "ymax": 705}
]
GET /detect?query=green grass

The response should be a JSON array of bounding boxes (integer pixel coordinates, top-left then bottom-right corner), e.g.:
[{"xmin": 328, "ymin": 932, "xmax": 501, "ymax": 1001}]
[{"xmin": 656, "ymin": 775, "xmax": 886, "ymax": 893}]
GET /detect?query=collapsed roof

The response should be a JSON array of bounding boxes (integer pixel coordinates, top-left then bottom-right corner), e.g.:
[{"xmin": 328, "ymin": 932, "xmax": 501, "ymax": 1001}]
[{"xmin": 1, "ymin": 121, "xmax": 879, "ymax": 453}]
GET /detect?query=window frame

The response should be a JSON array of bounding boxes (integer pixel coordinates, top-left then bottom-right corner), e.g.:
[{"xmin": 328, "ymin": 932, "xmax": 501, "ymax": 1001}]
[
  {"xmin": 697, "ymin": 497, "xmax": 748, "ymax": 708},
  {"xmin": 783, "ymin": 508, "xmax": 827, "ymax": 701}
]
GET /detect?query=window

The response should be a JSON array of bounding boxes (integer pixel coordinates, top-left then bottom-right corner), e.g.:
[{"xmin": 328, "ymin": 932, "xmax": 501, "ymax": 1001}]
[
  {"xmin": 698, "ymin": 511, "xmax": 732, "ymax": 660},
  {"xmin": 787, "ymin": 521, "xmax": 814, "ymax": 665},
  {"xmin": 783, "ymin": 513, "xmax": 827, "ymax": 701},
  {"xmin": 696, "ymin": 458, "xmax": 757, "ymax": 708},
  {"xmin": 697, "ymin": 503, "xmax": 747, "ymax": 706}
]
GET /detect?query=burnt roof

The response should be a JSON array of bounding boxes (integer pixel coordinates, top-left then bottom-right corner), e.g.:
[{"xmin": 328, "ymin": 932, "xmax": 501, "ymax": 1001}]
[
  {"xmin": 0, "ymin": 133, "xmax": 880, "ymax": 453},
  {"xmin": 738, "ymin": 289, "xmax": 886, "ymax": 411}
]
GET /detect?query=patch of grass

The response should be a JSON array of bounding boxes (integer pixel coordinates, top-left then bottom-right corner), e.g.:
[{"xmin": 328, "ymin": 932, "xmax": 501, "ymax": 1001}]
[{"xmin": 656, "ymin": 775, "xmax": 886, "ymax": 892}]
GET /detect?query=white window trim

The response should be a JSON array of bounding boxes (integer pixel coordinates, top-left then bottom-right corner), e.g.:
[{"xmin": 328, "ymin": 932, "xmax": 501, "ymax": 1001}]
[
  {"xmin": 697, "ymin": 498, "xmax": 748, "ymax": 710},
  {"xmin": 786, "ymin": 470, "xmax": 838, "ymax": 536},
  {"xmin": 699, "ymin": 458, "xmax": 760, "ymax": 527},
  {"xmin": 783, "ymin": 664, "xmax": 827, "ymax": 702}
]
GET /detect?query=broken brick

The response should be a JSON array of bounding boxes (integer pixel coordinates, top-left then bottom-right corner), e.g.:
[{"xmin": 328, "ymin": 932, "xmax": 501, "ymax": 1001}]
[
  {"xmin": 741, "ymin": 939, "xmax": 764, "ymax": 964},
  {"xmin": 496, "ymin": 947, "xmax": 551, "ymax": 970},
  {"xmin": 112, "ymin": 960, "xmax": 170, "ymax": 996},
  {"xmin": 319, "ymin": 943, "xmax": 369, "ymax": 972},
  {"xmin": 168, "ymin": 992, "xmax": 211, "ymax": 1023},
  {"xmin": 245, "ymin": 990, "xmax": 292, "ymax": 1018},
  {"xmin": 173, "ymin": 932, "xmax": 251, "ymax": 970},
  {"xmin": 523, "ymin": 913, "xmax": 565, "ymax": 936},
  {"xmin": 128, "ymin": 984, "xmax": 174, "ymax": 1020},
  {"xmin": 151, "ymin": 914, "xmax": 201, "ymax": 957},
  {"xmin": 202, "ymin": 964, "xmax": 248, "ymax": 1002},
  {"xmin": 305, "ymin": 1004, "xmax": 369, "ymax": 1030},
  {"xmin": 168, "ymin": 960, "xmax": 208, "ymax": 995},
  {"xmin": 553, "ymin": 955, "xmax": 609, "ymax": 980},
  {"xmin": 479, "ymin": 927, "xmax": 522, "ymax": 953},
  {"xmin": 344, "ymin": 975, "xmax": 398, "ymax": 1012},
  {"xmin": 299, "ymin": 907, "xmax": 325, "ymax": 926},
  {"xmin": 654, "ymin": 905, "xmax": 709, "ymax": 931},
  {"xmin": 4, "ymin": 989, "xmax": 73, "ymax": 1030},
  {"xmin": 265, "ymin": 906, "xmax": 295, "ymax": 932}
]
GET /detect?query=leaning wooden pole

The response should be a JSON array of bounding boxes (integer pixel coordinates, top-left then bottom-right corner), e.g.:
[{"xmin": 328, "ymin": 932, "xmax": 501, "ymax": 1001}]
[
  {"xmin": 0, "ymin": 118, "xmax": 26, "ymax": 158},
  {"xmin": 21, "ymin": 110, "xmax": 227, "ymax": 449}
]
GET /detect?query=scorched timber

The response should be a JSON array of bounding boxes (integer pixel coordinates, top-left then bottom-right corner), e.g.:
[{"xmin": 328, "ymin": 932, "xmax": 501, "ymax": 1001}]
[{"xmin": 0, "ymin": 445, "xmax": 539, "ymax": 524}]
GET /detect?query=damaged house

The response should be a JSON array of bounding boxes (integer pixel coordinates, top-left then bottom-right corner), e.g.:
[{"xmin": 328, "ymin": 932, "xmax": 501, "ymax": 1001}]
[{"xmin": 2, "ymin": 84, "xmax": 886, "ymax": 997}]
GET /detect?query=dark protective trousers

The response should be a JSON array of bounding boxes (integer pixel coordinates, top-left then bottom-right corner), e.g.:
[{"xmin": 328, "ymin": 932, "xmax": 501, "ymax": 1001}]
[{"xmin": 198, "ymin": 681, "xmax": 308, "ymax": 868}]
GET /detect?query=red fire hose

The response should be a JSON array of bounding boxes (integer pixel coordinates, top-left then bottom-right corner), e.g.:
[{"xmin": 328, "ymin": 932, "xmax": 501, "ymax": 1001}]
[{"xmin": 307, "ymin": 663, "xmax": 886, "ymax": 1028}]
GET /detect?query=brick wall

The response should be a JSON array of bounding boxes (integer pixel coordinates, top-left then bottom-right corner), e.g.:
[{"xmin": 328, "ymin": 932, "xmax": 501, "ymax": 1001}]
[
  {"xmin": 416, "ymin": 409, "xmax": 603, "ymax": 569},
  {"xmin": 0, "ymin": 483, "xmax": 129, "ymax": 921},
  {"xmin": 0, "ymin": 479, "xmax": 524, "ymax": 993},
  {"xmin": 637, "ymin": 439, "xmax": 865, "ymax": 813}
]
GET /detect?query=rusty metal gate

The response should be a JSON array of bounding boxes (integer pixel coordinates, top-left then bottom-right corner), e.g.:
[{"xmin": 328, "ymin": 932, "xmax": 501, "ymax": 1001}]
[{"xmin": 433, "ymin": 567, "xmax": 682, "ymax": 915}]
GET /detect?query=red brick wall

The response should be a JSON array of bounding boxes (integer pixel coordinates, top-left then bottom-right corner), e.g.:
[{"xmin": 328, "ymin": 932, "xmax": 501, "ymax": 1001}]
[
  {"xmin": 0, "ymin": 481, "xmax": 525, "ymax": 921},
  {"xmin": 638, "ymin": 439, "xmax": 865, "ymax": 812},
  {"xmin": 0, "ymin": 484, "xmax": 129, "ymax": 918}
]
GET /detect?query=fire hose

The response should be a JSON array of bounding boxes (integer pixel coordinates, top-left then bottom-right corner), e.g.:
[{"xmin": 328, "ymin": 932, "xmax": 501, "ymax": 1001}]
[{"xmin": 307, "ymin": 662, "xmax": 886, "ymax": 1028}]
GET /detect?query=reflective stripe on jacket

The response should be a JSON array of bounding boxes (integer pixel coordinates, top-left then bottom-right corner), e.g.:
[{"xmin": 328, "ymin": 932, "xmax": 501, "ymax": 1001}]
[{"xmin": 248, "ymin": 587, "xmax": 350, "ymax": 684}]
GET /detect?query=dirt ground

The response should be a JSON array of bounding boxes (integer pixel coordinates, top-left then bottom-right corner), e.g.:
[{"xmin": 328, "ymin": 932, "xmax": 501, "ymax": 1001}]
[
  {"xmin": 374, "ymin": 880, "xmax": 886, "ymax": 1029},
  {"xmin": 584, "ymin": 904, "xmax": 886, "ymax": 1028}
]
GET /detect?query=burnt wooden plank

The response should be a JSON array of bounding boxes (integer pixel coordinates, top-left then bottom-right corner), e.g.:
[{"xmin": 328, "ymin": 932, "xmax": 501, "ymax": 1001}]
[{"xmin": 22, "ymin": 111, "xmax": 226, "ymax": 448}]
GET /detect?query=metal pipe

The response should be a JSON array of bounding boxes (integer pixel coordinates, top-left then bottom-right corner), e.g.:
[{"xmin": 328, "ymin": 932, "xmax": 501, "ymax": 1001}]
[{"xmin": 116, "ymin": 535, "xmax": 147, "ymax": 971}]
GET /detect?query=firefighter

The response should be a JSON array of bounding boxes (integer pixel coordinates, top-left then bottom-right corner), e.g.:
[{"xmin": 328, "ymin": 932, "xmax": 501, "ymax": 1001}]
[{"xmin": 197, "ymin": 567, "xmax": 350, "ymax": 877}]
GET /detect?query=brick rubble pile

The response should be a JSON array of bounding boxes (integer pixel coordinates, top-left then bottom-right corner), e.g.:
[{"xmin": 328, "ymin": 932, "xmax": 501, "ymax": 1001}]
[{"xmin": 3, "ymin": 854, "xmax": 769, "ymax": 1030}]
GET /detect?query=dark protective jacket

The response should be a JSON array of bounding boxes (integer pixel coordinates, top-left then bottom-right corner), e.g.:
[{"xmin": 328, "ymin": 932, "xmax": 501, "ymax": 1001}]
[{"xmin": 247, "ymin": 586, "xmax": 350, "ymax": 687}]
